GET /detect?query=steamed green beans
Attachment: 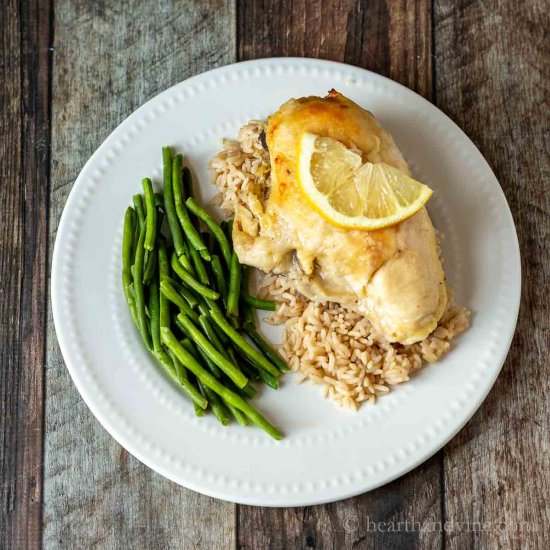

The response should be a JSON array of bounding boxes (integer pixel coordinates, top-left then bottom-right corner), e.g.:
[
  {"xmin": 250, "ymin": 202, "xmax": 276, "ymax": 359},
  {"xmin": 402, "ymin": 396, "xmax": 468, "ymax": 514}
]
[
  {"xmin": 242, "ymin": 294, "xmax": 276, "ymax": 311},
  {"xmin": 176, "ymin": 312, "xmax": 247, "ymax": 388},
  {"xmin": 186, "ymin": 197, "xmax": 231, "ymax": 268},
  {"xmin": 170, "ymin": 252, "xmax": 219, "ymax": 300},
  {"xmin": 173, "ymin": 154, "xmax": 210, "ymax": 261},
  {"xmin": 210, "ymin": 254, "xmax": 228, "ymax": 306},
  {"xmin": 122, "ymin": 145, "xmax": 288, "ymax": 438},
  {"xmin": 160, "ymin": 279, "xmax": 200, "ymax": 322},
  {"xmin": 161, "ymin": 328, "xmax": 282, "ymax": 439},
  {"xmin": 133, "ymin": 194, "xmax": 145, "ymax": 230},
  {"xmin": 243, "ymin": 324, "xmax": 289, "ymax": 373},
  {"xmin": 142, "ymin": 177, "xmax": 157, "ymax": 251},
  {"xmin": 122, "ymin": 207, "xmax": 137, "ymax": 323},
  {"xmin": 209, "ymin": 308, "xmax": 280, "ymax": 378},
  {"xmin": 227, "ymin": 251, "xmax": 241, "ymax": 318},
  {"xmin": 163, "ymin": 147, "xmax": 186, "ymax": 257},
  {"xmin": 158, "ymin": 243, "xmax": 171, "ymax": 331},
  {"xmin": 132, "ymin": 222, "xmax": 152, "ymax": 350}
]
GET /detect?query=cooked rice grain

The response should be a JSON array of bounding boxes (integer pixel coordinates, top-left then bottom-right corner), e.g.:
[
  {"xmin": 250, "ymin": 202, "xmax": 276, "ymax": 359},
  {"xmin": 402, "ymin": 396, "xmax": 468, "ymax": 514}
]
[{"xmin": 210, "ymin": 122, "xmax": 470, "ymax": 410}]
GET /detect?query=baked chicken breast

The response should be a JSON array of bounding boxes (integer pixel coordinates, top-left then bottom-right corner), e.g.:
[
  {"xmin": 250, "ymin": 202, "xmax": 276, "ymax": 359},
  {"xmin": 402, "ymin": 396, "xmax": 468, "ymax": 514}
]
[{"xmin": 233, "ymin": 91, "xmax": 447, "ymax": 344}]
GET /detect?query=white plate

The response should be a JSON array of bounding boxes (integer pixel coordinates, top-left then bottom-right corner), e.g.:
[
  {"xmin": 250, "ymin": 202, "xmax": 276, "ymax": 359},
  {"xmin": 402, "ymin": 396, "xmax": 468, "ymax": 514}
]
[{"xmin": 52, "ymin": 58, "xmax": 521, "ymax": 506}]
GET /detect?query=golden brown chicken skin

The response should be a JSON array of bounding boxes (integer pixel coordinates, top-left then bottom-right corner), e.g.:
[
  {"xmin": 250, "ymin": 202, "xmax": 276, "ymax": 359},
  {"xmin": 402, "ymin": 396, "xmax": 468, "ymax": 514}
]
[{"xmin": 233, "ymin": 91, "xmax": 447, "ymax": 344}]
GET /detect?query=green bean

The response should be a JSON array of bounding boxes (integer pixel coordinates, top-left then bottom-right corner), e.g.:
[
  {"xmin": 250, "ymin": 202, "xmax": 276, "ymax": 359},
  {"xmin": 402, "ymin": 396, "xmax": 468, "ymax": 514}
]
[
  {"xmin": 197, "ymin": 343, "xmax": 222, "ymax": 378},
  {"xmin": 191, "ymin": 294, "xmax": 230, "ymax": 345},
  {"xmin": 209, "ymin": 308, "xmax": 281, "ymax": 378},
  {"xmin": 161, "ymin": 328, "xmax": 282, "ymax": 439},
  {"xmin": 196, "ymin": 297, "xmax": 211, "ymax": 318},
  {"xmin": 254, "ymin": 366, "xmax": 279, "ymax": 389},
  {"xmin": 148, "ymin": 296, "xmax": 176, "ymax": 371},
  {"xmin": 132, "ymin": 222, "xmax": 152, "ymax": 350},
  {"xmin": 176, "ymin": 313, "xmax": 248, "ymax": 388},
  {"xmin": 181, "ymin": 337, "xmax": 196, "ymax": 356},
  {"xmin": 160, "ymin": 280, "xmax": 200, "ymax": 323},
  {"xmin": 167, "ymin": 347, "xmax": 186, "ymax": 385},
  {"xmin": 154, "ymin": 192, "xmax": 164, "ymax": 210},
  {"xmin": 162, "ymin": 146, "xmax": 186, "ymax": 257},
  {"xmin": 224, "ymin": 371, "xmax": 257, "ymax": 400},
  {"xmin": 150, "ymin": 276, "xmax": 203, "ymax": 398},
  {"xmin": 242, "ymin": 294, "xmax": 276, "ymax": 311},
  {"xmin": 133, "ymin": 194, "xmax": 145, "ymax": 230},
  {"xmin": 238, "ymin": 382, "xmax": 257, "ymax": 399},
  {"xmin": 149, "ymin": 276, "xmax": 162, "ymax": 352},
  {"xmin": 153, "ymin": 338, "xmax": 208, "ymax": 409},
  {"xmin": 157, "ymin": 347, "xmax": 206, "ymax": 408},
  {"xmin": 172, "ymin": 154, "xmax": 211, "ymax": 261},
  {"xmin": 198, "ymin": 314, "xmax": 229, "ymax": 359},
  {"xmin": 168, "ymin": 278, "xmax": 198, "ymax": 309},
  {"xmin": 142, "ymin": 178, "xmax": 157, "ymax": 251},
  {"xmin": 227, "ymin": 251, "xmax": 241, "ymax": 318},
  {"xmin": 226, "ymin": 219, "xmax": 234, "ymax": 250},
  {"xmin": 200, "ymin": 383, "xmax": 230, "ymax": 426},
  {"xmin": 239, "ymin": 360, "xmax": 260, "ymax": 381},
  {"xmin": 226, "ymin": 403, "xmax": 248, "ymax": 426},
  {"xmin": 202, "ymin": 231, "xmax": 215, "ymax": 253},
  {"xmin": 193, "ymin": 403, "xmax": 206, "ymax": 417},
  {"xmin": 244, "ymin": 325, "xmax": 289, "ymax": 372},
  {"xmin": 185, "ymin": 197, "xmax": 232, "ymax": 269},
  {"xmin": 209, "ymin": 314, "xmax": 230, "ymax": 346},
  {"xmin": 172, "ymin": 154, "xmax": 210, "ymax": 261},
  {"xmin": 226, "ymin": 347, "xmax": 240, "ymax": 369},
  {"xmin": 182, "ymin": 166, "xmax": 195, "ymax": 199},
  {"xmin": 210, "ymin": 255, "xmax": 228, "ymax": 307},
  {"xmin": 182, "ymin": 284, "xmax": 226, "ymax": 333},
  {"xmin": 178, "ymin": 343, "xmax": 207, "ymax": 416},
  {"xmin": 242, "ymin": 302, "xmax": 255, "ymax": 327},
  {"xmin": 235, "ymin": 347, "xmax": 279, "ymax": 388},
  {"xmin": 122, "ymin": 207, "xmax": 138, "ymax": 323},
  {"xmin": 188, "ymin": 242, "xmax": 210, "ymax": 286},
  {"xmin": 181, "ymin": 326, "xmax": 222, "ymax": 378},
  {"xmin": 142, "ymin": 248, "xmax": 157, "ymax": 284},
  {"xmin": 170, "ymin": 252, "xmax": 220, "ymax": 300},
  {"xmin": 179, "ymin": 316, "xmax": 222, "ymax": 377},
  {"xmin": 211, "ymin": 260, "xmax": 228, "ymax": 308},
  {"xmin": 177, "ymin": 252, "xmax": 195, "ymax": 276},
  {"xmin": 158, "ymin": 243, "xmax": 171, "ymax": 331}
]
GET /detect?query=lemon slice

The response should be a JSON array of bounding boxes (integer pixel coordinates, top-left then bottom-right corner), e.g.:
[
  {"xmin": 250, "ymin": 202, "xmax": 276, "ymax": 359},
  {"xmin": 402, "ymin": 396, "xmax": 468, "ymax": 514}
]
[{"xmin": 298, "ymin": 133, "xmax": 433, "ymax": 230}]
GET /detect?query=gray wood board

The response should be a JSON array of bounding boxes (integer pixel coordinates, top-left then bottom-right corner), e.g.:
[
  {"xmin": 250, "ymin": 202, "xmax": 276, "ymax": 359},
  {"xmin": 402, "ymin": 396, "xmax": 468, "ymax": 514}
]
[
  {"xmin": 0, "ymin": 0, "xmax": 51, "ymax": 548},
  {"xmin": 44, "ymin": 1, "xmax": 237, "ymax": 548}
]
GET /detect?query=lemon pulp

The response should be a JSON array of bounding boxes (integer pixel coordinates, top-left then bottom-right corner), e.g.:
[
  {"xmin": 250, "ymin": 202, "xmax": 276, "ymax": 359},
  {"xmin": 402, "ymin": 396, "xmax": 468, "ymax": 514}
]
[{"xmin": 298, "ymin": 133, "xmax": 433, "ymax": 230}]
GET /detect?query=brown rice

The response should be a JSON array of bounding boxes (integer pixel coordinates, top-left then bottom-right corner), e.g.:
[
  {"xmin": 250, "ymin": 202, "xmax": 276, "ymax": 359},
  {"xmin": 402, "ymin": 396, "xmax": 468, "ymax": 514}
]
[{"xmin": 210, "ymin": 122, "xmax": 470, "ymax": 410}]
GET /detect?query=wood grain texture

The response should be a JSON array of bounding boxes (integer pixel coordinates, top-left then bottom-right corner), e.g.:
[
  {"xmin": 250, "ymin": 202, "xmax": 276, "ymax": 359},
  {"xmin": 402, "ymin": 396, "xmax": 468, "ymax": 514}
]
[
  {"xmin": 0, "ymin": 0, "xmax": 51, "ymax": 548},
  {"xmin": 435, "ymin": 0, "xmax": 550, "ymax": 548},
  {"xmin": 238, "ymin": 0, "xmax": 432, "ymax": 98},
  {"xmin": 43, "ymin": 1, "xmax": 237, "ymax": 548},
  {"xmin": 237, "ymin": 2, "xmax": 442, "ymax": 548}
]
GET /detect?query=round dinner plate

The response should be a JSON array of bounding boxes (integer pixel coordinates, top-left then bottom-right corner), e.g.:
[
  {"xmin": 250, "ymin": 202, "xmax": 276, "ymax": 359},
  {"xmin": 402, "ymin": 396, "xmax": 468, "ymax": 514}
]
[{"xmin": 52, "ymin": 58, "xmax": 521, "ymax": 506}]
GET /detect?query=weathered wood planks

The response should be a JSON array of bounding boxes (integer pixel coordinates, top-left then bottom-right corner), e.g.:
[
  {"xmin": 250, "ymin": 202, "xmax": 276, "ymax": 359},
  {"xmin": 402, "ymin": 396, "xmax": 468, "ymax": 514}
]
[
  {"xmin": 43, "ymin": 1, "xmax": 237, "ymax": 548},
  {"xmin": 0, "ymin": 0, "xmax": 51, "ymax": 548}
]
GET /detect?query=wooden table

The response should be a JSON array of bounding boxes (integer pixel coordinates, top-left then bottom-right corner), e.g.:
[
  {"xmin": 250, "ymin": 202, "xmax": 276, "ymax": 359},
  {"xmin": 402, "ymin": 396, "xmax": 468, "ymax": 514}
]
[{"xmin": 1, "ymin": 1, "xmax": 548, "ymax": 548}]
